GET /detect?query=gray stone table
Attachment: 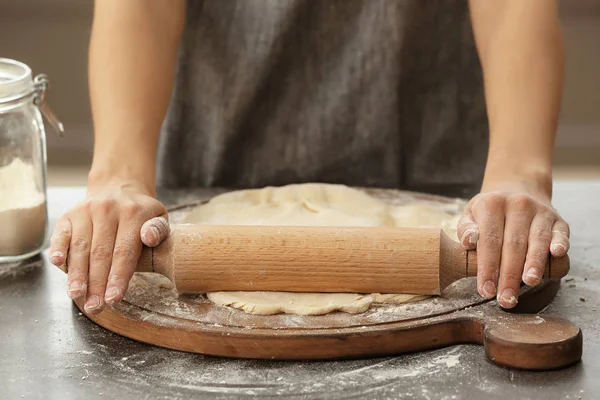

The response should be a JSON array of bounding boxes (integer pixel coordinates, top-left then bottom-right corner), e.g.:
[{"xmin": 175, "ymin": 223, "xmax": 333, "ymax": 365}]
[{"xmin": 1, "ymin": 182, "xmax": 599, "ymax": 400}]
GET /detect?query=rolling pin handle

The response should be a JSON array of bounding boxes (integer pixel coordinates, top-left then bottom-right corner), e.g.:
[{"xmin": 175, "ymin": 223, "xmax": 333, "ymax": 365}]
[
  {"xmin": 548, "ymin": 254, "xmax": 570, "ymax": 280},
  {"xmin": 465, "ymin": 251, "xmax": 569, "ymax": 281},
  {"xmin": 137, "ymin": 246, "xmax": 155, "ymax": 273},
  {"xmin": 466, "ymin": 250, "xmax": 478, "ymax": 278}
]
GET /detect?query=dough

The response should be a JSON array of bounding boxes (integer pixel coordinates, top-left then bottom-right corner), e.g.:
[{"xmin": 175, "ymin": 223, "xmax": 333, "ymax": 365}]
[
  {"xmin": 371, "ymin": 293, "xmax": 430, "ymax": 304},
  {"xmin": 207, "ymin": 292, "xmax": 374, "ymax": 316},
  {"xmin": 184, "ymin": 183, "xmax": 463, "ymax": 315},
  {"xmin": 206, "ymin": 291, "xmax": 430, "ymax": 316},
  {"xmin": 185, "ymin": 183, "xmax": 395, "ymax": 227}
]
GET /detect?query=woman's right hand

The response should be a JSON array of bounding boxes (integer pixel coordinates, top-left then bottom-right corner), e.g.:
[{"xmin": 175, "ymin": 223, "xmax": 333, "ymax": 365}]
[{"xmin": 49, "ymin": 180, "xmax": 169, "ymax": 315}]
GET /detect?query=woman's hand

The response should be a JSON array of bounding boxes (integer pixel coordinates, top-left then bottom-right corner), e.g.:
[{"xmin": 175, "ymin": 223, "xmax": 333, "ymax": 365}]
[
  {"xmin": 467, "ymin": 0, "xmax": 565, "ymax": 309},
  {"xmin": 49, "ymin": 180, "xmax": 169, "ymax": 315},
  {"xmin": 457, "ymin": 181, "xmax": 570, "ymax": 309}
]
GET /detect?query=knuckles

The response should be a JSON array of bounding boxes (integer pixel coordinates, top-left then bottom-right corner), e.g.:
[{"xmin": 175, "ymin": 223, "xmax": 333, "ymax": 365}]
[
  {"xmin": 475, "ymin": 192, "xmax": 506, "ymax": 212},
  {"xmin": 508, "ymin": 194, "xmax": 534, "ymax": 212},
  {"xmin": 120, "ymin": 202, "xmax": 144, "ymax": 219},
  {"xmin": 112, "ymin": 244, "xmax": 136, "ymax": 263},
  {"xmin": 53, "ymin": 227, "xmax": 71, "ymax": 237},
  {"xmin": 505, "ymin": 234, "xmax": 528, "ymax": 253},
  {"xmin": 531, "ymin": 227, "xmax": 552, "ymax": 243},
  {"xmin": 482, "ymin": 231, "xmax": 503, "ymax": 249},
  {"xmin": 90, "ymin": 245, "xmax": 112, "ymax": 262},
  {"xmin": 51, "ymin": 228, "xmax": 71, "ymax": 244},
  {"xmin": 107, "ymin": 272, "xmax": 130, "ymax": 287},
  {"xmin": 70, "ymin": 237, "xmax": 90, "ymax": 253},
  {"xmin": 473, "ymin": 192, "xmax": 557, "ymax": 217},
  {"xmin": 89, "ymin": 198, "xmax": 117, "ymax": 215},
  {"xmin": 73, "ymin": 197, "xmax": 148, "ymax": 221}
]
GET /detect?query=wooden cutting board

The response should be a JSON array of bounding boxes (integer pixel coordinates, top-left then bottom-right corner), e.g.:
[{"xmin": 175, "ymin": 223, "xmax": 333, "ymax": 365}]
[{"xmin": 74, "ymin": 189, "xmax": 582, "ymax": 370}]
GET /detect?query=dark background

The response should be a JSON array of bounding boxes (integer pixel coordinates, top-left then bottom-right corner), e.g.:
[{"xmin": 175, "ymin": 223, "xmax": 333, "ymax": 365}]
[{"xmin": 1, "ymin": 0, "xmax": 598, "ymax": 174}]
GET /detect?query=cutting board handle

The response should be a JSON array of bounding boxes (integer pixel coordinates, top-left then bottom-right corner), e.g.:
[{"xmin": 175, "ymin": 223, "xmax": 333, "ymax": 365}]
[{"xmin": 483, "ymin": 314, "xmax": 582, "ymax": 370}]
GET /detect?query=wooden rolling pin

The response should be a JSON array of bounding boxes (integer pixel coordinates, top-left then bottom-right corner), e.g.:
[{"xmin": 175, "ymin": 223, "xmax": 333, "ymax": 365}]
[{"xmin": 132, "ymin": 225, "xmax": 569, "ymax": 295}]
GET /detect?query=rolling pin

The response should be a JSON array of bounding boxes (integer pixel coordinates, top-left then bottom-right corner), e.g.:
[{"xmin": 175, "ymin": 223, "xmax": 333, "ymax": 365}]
[{"xmin": 129, "ymin": 225, "xmax": 569, "ymax": 295}]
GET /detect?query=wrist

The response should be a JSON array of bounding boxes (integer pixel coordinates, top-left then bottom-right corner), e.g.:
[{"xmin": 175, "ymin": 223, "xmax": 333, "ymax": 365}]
[
  {"xmin": 88, "ymin": 161, "xmax": 156, "ymax": 196},
  {"xmin": 482, "ymin": 160, "xmax": 552, "ymax": 199}
]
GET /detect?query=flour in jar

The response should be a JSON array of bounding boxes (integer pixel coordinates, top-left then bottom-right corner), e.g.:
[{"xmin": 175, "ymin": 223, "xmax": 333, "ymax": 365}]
[{"xmin": 0, "ymin": 158, "xmax": 46, "ymax": 256}]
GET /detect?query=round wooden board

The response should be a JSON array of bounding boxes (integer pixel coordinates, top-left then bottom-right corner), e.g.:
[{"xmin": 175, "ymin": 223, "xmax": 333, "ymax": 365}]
[{"xmin": 75, "ymin": 189, "xmax": 582, "ymax": 370}]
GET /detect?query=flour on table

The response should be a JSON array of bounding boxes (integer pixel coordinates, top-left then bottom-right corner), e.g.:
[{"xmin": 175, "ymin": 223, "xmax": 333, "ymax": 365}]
[{"xmin": 184, "ymin": 183, "xmax": 463, "ymax": 316}]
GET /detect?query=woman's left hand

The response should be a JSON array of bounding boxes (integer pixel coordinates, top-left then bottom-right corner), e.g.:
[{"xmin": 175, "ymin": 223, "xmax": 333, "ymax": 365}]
[{"xmin": 457, "ymin": 182, "xmax": 570, "ymax": 309}]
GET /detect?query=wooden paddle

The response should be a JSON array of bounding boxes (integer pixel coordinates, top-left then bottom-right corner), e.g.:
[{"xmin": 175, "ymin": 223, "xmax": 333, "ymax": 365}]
[{"xmin": 129, "ymin": 225, "xmax": 569, "ymax": 294}]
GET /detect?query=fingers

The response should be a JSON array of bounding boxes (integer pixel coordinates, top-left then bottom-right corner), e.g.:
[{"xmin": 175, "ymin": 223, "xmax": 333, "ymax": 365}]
[
  {"xmin": 457, "ymin": 206, "xmax": 479, "ymax": 250},
  {"xmin": 471, "ymin": 189, "xmax": 570, "ymax": 310},
  {"xmin": 471, "ymin": 195, "xmax": 505, "ymax": 300},
  {"xmin": 550, "ymin": 219, "xmax": 570, "ymax": 257},
  {"xmin": 49, "ymin": 217, "xmax": 72, "ymax": 271},
  {"xmin": 497, "ymin": 196, "xmax": 535, "ymax": 309},
  {"xmin": 103, "ymin": 204, "xmax": 146, "ymax": 306},
  {"xmin": 84, "ymin": 201, "xmax": 119, "ymax": 314},
  {"xmin": 105, "ymin": 210, "xmax": 170, "ymax": 305},
  {"xmin": 66, "ymin": 211, "xmax": 93, "ymax": 302},
  {"xmin": 52, "ymin": 186, "xmax": 168, "ymax": 314},
  {"xmin": 522, "ymin": 214, "xmax": 553, "ymax": 287},
  {"xmin": 140, "ymin": 214, "xmax": 170, "ymax": 247}
]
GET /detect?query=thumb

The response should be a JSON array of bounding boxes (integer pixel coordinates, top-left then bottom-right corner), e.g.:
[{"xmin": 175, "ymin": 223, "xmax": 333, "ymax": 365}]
[
  {"xmin": 140, "ymin": 214, "xmax": 170, "ymax": 247},
  {"xmin": 457, "ymin": 206, "xmax": 479, "ymax": 250}
]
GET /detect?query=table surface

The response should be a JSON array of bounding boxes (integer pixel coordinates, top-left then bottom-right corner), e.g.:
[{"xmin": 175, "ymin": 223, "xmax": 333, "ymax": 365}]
[{"xmin": 1, "ymin": 182, "xmax": 599, "ymax": 400}]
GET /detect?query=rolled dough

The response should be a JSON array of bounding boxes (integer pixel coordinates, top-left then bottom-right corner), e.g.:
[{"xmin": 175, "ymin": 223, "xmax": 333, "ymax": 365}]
[
  {"xmin": 206, "ymin": 292, "xmax": 374, "ymax": 316},
  {"xmin": 184, "ymin": 183, "xmax": 462, "ymax": 316}
]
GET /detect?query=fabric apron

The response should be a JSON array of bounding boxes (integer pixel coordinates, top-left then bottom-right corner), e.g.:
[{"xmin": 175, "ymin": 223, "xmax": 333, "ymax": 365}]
[{"xmin": 158, "ymin": 0, "xmax": 489, "ymax": 198}]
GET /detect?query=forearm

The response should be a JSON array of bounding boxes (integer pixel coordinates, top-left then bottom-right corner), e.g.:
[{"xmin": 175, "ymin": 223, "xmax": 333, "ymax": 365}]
[
  {"xmin": 88, "ymin": 0, "xmax": 186, "ymax": 193},
  {"xmin": 470, "ymin": 0, "xmax": 564, "ymax": 197}
]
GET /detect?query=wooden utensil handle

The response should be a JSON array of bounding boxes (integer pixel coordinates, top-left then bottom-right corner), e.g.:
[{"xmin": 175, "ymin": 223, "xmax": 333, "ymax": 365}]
[
  {"xmin": 137, "ymin": 225, "xmax": 570, "ymax": 294},
  {"xmin": 460, "ymin": 250, "xmax": 570, "ymax": 281}
]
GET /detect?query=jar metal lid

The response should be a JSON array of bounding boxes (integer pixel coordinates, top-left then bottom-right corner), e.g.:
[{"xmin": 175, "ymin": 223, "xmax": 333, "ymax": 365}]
[
  {"xmin": 0, "ymin": 58, "xmax": 64, "ymax": 136},
  {"xmin": 0, "ymin": 58, "xmax": 34, "ymax": 103}
]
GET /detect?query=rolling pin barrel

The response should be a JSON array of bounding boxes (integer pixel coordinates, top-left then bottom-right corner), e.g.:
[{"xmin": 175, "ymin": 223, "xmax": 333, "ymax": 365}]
[{"xmin": 137, "ymin": 225, "xmax": 570, "ymax": 295}]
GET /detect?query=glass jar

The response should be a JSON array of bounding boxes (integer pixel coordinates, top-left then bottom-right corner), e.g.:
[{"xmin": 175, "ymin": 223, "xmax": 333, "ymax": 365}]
[{"xmin": 0, "ymin": 58, "xmax": 63, "ymax": 262}]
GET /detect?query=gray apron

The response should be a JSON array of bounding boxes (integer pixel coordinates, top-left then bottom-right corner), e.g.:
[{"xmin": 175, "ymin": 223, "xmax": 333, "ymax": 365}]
[{"xmin": 158, "ymin": 0, "xmax": 488, "ymax": 198}]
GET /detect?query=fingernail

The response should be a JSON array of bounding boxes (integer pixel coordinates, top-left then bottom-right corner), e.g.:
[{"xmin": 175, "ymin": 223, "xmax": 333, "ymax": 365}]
[
  {"xmin": 104, "ymin": 287, "xmax": 121, "ymax": 304},
  {"xmin": 525, "ymin": 267, "xmax": 542, "ymax": 282},
  {"xmin": 499, "ymin": 288, "xmax": 518, "ymax": 307},
  {"xmin": 461, "ymin": 229, "xmax": 479, "ymax": 247},
  {"xmin": 151, "ymin": 226, "xmax": 160, "ymax": 242},
  {"xmin": 468, "ymin": 230, "xmax": 479, "ymax": 245},
  {"xmin": 481, "ymin": 280, "xmax": 496, "ymax": 299},
  {"xmin": 68, "ymin": 281, "xmax": 86, "ymax": 299},
  {"xmin": 84, "ymin": 295, "xmax": 103, "ymax": 313},
  {"xmin": 142, "ymin": 226, "xmax": 160, "ymax": 245},
  {"xmin": 550, "ymin": 243, "xmax": 565, "ymax": 254},
  {"xmin": 51, "ymin": 251, "xmax": 65, "ymax": 263}
]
